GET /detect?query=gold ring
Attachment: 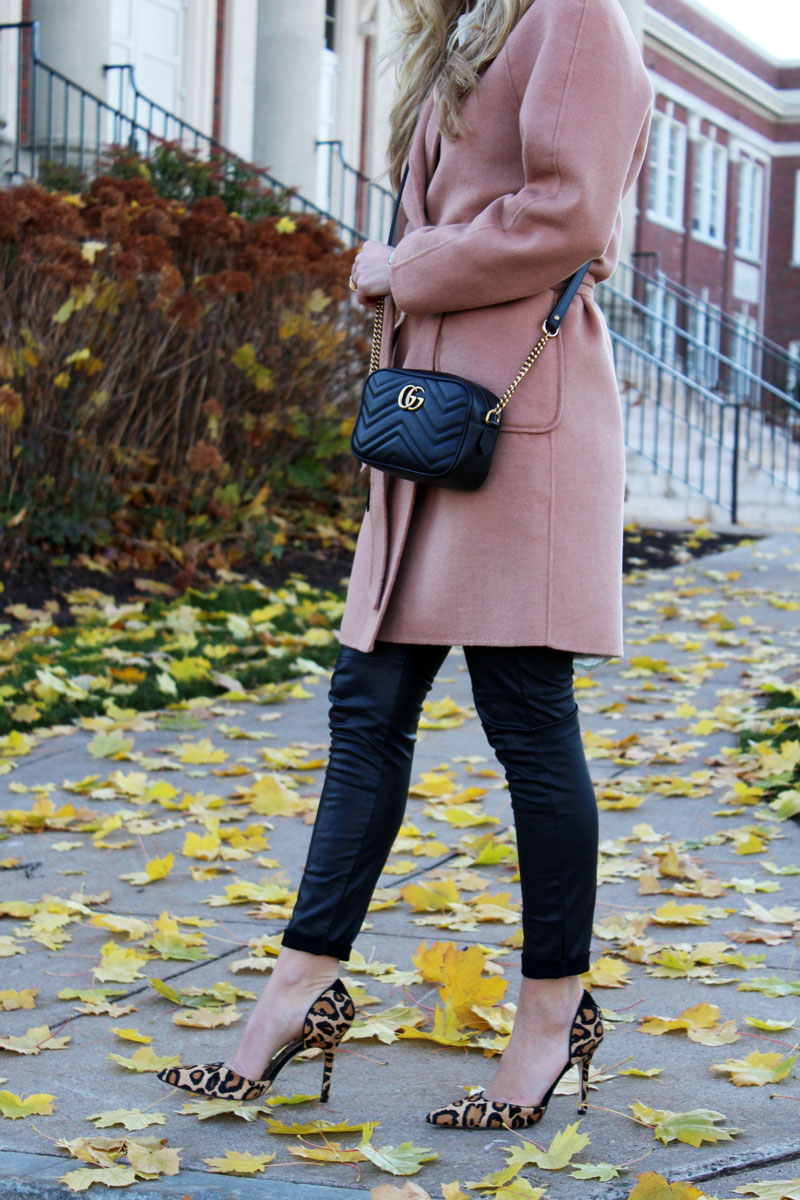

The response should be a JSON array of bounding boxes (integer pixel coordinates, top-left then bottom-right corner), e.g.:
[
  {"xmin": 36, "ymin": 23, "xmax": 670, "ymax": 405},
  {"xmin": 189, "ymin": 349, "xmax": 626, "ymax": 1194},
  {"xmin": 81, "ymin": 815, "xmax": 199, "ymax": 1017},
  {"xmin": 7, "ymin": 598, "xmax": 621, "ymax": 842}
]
[{"xmin": 349, "ymin": 277, "xmax": 357, "ymax": 292}]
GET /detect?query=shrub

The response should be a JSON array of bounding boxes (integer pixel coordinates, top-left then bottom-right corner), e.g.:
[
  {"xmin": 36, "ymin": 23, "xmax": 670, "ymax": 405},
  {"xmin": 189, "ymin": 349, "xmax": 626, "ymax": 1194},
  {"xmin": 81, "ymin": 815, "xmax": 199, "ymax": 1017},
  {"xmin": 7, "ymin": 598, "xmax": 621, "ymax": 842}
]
[
  {"xmin": 103, "ymin": 142, "xmax": 287, "ymax": 222},
  {"xmin": 0, "ymin": 174, "xmax": 369, "ymax": 573}
]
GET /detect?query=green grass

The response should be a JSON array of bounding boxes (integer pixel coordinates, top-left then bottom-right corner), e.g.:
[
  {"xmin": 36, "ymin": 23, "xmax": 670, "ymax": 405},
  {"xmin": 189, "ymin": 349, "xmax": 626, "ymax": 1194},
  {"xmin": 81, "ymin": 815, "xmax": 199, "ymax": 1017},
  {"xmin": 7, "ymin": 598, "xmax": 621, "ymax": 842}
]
[{"xmin": 0, "ymin": 576, "xmax": 345, "ymax": 736}]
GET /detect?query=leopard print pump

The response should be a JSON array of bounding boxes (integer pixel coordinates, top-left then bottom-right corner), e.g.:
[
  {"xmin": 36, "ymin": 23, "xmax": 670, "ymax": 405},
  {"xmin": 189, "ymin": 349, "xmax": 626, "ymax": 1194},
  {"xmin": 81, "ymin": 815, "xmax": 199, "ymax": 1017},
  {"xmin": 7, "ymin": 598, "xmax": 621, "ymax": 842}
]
[
  {"xmin": 425, "ymin": 989, "xmax": 603, "ymax": 1130},
  {"xmin": 156, "ymin": 978, "xmax": 355, "ymax": 1104}
]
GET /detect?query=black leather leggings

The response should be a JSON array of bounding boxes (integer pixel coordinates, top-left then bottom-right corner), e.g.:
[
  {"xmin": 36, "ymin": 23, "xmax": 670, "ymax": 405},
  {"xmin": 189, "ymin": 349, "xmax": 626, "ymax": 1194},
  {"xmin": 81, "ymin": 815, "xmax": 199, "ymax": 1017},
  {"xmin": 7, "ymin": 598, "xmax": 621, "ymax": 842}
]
[{"xmin": 282, "ymin": 641, "xmax": 598, "ymax": 978}]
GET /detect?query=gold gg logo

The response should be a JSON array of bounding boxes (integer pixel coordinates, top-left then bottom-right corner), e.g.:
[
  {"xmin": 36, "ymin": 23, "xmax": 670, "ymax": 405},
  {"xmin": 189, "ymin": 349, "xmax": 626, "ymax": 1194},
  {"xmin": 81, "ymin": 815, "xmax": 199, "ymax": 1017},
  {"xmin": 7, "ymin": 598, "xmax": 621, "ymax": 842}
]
[{"xmin": 397, "ymin": 383, "xmax": 426, "ymax": 411}]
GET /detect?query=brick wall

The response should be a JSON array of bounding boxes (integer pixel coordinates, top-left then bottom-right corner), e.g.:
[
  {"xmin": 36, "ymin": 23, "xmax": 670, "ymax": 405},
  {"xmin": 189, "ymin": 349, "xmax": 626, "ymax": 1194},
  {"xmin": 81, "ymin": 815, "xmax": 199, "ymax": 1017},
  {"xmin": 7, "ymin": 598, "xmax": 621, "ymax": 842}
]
[
  {"xmin": 765, "ymin": 157, "xmax": 800, "ymax": 352},
  {"xmin": 638, "ymin": 5, "xmax": 800, "ymax": 354}
]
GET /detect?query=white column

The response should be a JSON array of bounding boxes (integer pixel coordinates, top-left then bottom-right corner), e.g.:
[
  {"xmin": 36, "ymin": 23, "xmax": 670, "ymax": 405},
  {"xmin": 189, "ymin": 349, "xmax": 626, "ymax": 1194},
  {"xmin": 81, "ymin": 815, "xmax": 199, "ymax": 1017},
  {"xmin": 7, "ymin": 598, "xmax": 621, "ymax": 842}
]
[
  {"xmin": 253, "ymin": 0, "xmax": 325, "ymax": 198},
  {"xmin": 222, "ymin": 0, "xmax": 258, "ymax": 159},
  {"xmin": 182, "ymin": 0, "xmax": 216, "ymax": 136}
]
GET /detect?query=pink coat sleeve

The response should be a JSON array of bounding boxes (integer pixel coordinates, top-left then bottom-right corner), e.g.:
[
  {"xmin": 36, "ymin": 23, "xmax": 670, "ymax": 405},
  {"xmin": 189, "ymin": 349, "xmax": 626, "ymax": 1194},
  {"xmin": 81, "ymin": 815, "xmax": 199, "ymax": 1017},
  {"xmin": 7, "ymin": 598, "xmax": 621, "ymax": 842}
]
[{"xmin": 387, "ymin": 0, "xmax": 653, "ymax": 315}]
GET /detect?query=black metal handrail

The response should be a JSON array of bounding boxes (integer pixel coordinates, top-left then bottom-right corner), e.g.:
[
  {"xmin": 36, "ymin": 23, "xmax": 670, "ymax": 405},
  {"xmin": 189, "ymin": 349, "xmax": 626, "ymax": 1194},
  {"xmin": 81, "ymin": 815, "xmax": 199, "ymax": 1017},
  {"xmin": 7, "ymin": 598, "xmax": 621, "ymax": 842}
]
[
  {"xmin": 624, "ymin": 258, "xmax": 800, "ymax": 403},
  {"xmin": 315, "ymin": 140, "xmax": 393, "ymax": 244},
  {"xmin": 0, "ymin": 21, "xmax": 371, "ymax": 243}
]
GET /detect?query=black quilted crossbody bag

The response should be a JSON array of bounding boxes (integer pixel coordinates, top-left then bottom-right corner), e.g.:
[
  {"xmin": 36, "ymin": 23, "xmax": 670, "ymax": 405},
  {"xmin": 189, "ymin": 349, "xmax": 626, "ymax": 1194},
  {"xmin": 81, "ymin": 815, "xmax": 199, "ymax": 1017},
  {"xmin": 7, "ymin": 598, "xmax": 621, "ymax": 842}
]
[{"xmin": 351, "ymin": 166, "xmax": 590, "ymax": 491}]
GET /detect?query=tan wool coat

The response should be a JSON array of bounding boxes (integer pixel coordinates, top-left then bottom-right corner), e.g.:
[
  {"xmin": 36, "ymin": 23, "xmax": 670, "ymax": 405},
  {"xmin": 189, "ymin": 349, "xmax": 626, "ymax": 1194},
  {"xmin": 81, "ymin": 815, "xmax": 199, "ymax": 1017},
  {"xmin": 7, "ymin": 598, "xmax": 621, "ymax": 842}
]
[{"xmin": 339, "ymin": 0, "xmax": 653, "ymax": 656}]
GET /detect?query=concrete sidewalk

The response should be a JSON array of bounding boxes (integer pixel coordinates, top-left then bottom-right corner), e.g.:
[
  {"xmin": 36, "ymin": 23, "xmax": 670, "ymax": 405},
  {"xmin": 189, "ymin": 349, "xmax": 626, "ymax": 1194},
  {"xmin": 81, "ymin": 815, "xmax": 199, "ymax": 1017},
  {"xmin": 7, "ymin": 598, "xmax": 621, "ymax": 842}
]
[{"xmin": 0, "ymin": 532, "xmax": 799, "ymax": 1199}]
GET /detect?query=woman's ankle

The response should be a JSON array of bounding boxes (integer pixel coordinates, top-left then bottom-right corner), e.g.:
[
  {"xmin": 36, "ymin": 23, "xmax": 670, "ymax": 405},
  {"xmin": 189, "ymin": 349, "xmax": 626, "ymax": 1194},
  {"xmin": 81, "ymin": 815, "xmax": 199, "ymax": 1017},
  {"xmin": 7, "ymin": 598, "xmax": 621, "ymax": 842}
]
[{"xmin": 270, "ymin": 947, "xmax": 340, "ymax": 991}]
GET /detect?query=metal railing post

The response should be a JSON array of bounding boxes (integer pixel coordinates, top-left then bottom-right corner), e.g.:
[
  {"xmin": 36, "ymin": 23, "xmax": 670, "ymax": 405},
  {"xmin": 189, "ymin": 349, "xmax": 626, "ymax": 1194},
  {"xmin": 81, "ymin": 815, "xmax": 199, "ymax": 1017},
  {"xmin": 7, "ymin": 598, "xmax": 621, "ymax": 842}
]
[{"xmin": 731, "ymin": 402, "xmax": 740, "ymax": 524}]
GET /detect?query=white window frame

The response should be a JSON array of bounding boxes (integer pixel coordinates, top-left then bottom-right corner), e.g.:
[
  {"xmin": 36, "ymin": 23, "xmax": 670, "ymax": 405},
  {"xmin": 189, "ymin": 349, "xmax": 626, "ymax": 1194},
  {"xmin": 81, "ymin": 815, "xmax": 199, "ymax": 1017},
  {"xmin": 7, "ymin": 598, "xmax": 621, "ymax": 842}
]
[
  {"xmin": 647, "ymin": 112, "xmax": 687, "ymax": 232},
  {"xmin": 732, "ymin": 313, "xmax": 758, "ymax": 402},
  {"xmin": 793, "ymin": 171, "xmax": 800, "ymax": 267},
  {"xmin": 686, "ymin": 295, "xmax": 722, "ymax": 389},
  {"xmin": 692, "ymin": 138, "xmax": 727, "ymax": 246},
  {"xmin": 645, "ymin": 283, "xmax": 679, "ymax": 367},
  {"xmin": 735, "ymin": 157, "xmax": 765, "ymax": 263},
  {"xmin": 787, "ymin": 340, "xmax": 800, "ymax": 399}
]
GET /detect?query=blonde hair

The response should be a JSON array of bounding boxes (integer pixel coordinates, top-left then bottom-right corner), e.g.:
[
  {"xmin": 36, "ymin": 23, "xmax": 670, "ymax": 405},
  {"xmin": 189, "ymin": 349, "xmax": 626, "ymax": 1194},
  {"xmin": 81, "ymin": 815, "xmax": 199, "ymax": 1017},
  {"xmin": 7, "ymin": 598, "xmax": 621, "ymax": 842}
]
[{"xmin": 387, "ymin": 0, "xmax": 535, "ymax": 189}]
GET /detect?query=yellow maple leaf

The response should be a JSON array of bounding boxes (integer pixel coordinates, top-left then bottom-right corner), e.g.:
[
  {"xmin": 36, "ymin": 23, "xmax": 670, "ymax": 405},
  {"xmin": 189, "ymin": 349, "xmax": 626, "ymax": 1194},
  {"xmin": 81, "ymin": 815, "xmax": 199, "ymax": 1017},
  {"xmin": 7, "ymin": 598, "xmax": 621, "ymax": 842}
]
[
  {"xmin": 173, "ymin": 1005, "xmax": 241, "ymax": 1029},
  {"xmin": 203, "ymin": 1150, "xmax": 276, "ymax": 1174},
  {"xmin": 107, "ymin": 1047, "xmax": 181, "ymax": 1073},
  {"xmin": 0, "ymin": 988, "xmax": 37, "ymax": 1011},
  {"xmin": 110, "ymin": 1028, "xmax": 152, "ymax": 1044},
  {"xmin": 401, "ymin": 880, "xmax": 459, "ymax": 912},
  {"xmin": 0, "ymin": 1025, "xmax": 71, "ymax": 1054},
  {"xmin": 0, "ymin": 1090, "xmax": 55, "ymax": 1119},
  {"xmin": 179, "ymin": 738, "xmax": 228, "ymax": 765},
  {"xmin": 119, "ymin": 853, "xmax": 174, "ymax": 886},
  {"xmin": 92, "ymin": 941, "xmax": 149, "ymax": 983},
  {"xmin": 650, "ymin": 901, "xmax": 713, "ymax": 926},
  {"xmin": 413, "ymin": 941, "xmax": 506, "ymax": 1026},
  {"xmin": 60, "ymin": 1166, "xmax": 137, "ymax": 1192},
  {"xmin": 627, "ymin": 1171, "xmax": 709, "ymax": 1200},
  {"xmin": 709, "ymin": 1049, "xmax": 797, "ymax": 1086},
  {"xmin": 398, "ymin": 1000, "xmax": 474, "ymax": 1046},
  {"xmin": 639, "ymin": 1003, "xmax": 722, "ymax": 1037},
  {"xmin": 581, "ymin": 957, "xmax": 630, "ymax": 988}
]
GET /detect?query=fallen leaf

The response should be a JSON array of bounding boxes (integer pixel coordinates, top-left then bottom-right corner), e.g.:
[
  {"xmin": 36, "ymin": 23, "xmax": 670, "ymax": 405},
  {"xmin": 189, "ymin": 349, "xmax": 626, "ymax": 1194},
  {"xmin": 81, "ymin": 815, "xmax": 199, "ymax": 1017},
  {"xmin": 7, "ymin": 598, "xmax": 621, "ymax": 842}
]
[
  {"xmin": 0, "ymin": 1090, "xmax": 55, "ymax": 1118},
  {"xmin": 87, "ymin": 1109, "xmax": 166, "ymax": 1131},
  {"xmin": 202, "ymin": 1150, "xmax": 275, "ymax": 1174},
  {"xmin": 709, "ymin": 1050, "xmax": 797, "ymax": 1086},
  {"xmin": 630, "ymin": 1101, "xmax": 741, "ymax": 1146}
]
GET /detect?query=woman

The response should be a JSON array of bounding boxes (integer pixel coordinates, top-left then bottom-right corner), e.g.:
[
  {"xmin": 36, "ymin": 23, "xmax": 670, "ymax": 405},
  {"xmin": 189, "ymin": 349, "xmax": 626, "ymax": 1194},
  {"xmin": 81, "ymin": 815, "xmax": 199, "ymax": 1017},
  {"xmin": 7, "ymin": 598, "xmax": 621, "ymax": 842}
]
[{"xmin": 159, "ymin": 0, "xmax": 652, "ymax": 1130}]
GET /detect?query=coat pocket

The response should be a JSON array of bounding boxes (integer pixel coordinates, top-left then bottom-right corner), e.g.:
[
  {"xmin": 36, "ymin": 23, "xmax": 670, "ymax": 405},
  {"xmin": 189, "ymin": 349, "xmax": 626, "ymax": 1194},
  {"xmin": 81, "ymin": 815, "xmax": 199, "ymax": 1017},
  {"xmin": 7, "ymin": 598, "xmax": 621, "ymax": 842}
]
[{"xmin": 433, "ymin": 292, "xmax": 564, "ymax": 433}]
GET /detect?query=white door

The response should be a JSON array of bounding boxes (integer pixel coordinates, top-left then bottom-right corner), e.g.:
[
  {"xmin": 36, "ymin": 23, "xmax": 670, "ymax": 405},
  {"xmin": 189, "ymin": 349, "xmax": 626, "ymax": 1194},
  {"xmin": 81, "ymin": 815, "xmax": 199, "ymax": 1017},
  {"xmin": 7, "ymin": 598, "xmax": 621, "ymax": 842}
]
[{"xmin": 109, "ymin": 0, "xmax": 184, "ymax": 146}]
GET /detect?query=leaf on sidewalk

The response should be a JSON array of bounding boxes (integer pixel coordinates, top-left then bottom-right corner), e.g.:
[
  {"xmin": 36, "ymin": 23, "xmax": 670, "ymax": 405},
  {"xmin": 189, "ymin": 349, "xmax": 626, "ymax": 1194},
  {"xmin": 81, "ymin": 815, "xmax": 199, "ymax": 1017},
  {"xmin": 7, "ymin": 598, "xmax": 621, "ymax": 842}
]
[
  {"xmin": 709, "ymin": 1050, "xmax": 798, "ymax": 1086},
  {"xmin": 202, "ymin": 1150, "xmax": 275, "ymax": 1174},
  {"xmin": 0, "ymin": 1025, "xmax": 71, "ymax": 1054},
  {"xmin": 107, "ymin": 1047, "xmax": 181, "ymax": 1073},
  {"xmin": 87, "ymin": 1109, "xmax": 166, "ymax": 1131},
  {"xmin": 630, "ymin": 1102, "xmax": 741, "ymax": 1146},
  {"xmin": 59, "ymin": 1166, "xmax": 138, "ymax": 1192},
  {"xmin": 0, "ymin": 1090, "xmax": 55, "ymax": 1119},
  {"xmin": 0, "ymin": 988, "xmax": 37, "ymax": 1011},
  {"xmin": 627, "ymin": 1172, "xmax": 710, "ymax": 1200}
]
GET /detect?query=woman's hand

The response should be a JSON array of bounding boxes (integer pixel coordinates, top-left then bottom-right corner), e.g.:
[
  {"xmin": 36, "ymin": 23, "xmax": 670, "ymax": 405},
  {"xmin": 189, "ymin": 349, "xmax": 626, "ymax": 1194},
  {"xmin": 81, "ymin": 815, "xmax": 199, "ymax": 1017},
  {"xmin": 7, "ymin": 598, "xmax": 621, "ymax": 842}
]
[{"xmin": 349, "ymin": 241, "xmax": 393, "ymax": 307}]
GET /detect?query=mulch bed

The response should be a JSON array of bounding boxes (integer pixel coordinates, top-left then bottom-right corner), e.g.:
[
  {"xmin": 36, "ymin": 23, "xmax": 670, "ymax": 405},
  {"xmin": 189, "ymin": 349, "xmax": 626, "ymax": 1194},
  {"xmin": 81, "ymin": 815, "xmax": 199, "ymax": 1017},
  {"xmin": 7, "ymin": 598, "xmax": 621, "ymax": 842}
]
[{"xmin": 1, "ymin": 526, "xmax": 752, "ymax": 627}]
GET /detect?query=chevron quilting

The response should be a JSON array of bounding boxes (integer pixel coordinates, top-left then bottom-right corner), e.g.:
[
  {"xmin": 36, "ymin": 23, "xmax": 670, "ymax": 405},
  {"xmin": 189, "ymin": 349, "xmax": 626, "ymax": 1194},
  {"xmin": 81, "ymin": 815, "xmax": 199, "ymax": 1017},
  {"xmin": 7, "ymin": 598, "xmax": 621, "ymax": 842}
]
[{"xmin": 354, "ymin": 372, "xmax": 489, "ymax": 476}]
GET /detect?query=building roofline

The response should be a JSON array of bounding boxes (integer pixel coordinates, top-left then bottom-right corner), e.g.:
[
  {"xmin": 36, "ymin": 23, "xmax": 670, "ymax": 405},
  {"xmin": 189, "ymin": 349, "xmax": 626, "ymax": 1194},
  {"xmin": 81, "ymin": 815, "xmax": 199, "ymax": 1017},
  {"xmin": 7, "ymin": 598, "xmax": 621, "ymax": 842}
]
[
  {"xmin": 645, "ymin": 8, "xmax": 800, "ymax": 121},
  {"xmin": 678, "ymin": 0, "xmax": 800, "ymax": 67}
]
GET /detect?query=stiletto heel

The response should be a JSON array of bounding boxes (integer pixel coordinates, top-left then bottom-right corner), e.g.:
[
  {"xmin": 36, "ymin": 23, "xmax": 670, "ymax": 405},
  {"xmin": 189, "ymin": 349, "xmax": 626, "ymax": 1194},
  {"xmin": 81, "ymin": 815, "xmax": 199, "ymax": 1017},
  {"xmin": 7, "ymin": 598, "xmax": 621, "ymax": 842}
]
[
  {"xmin": 320, "ymin": 1048, "xmax": 336, "ymax": 1103},
  {"xmin": 426, "ymin": 989, "xmax": 604, "ymax": 1130},
  {"xmin": 157, "ymin": 978, "xmax": 355, "ymax": 1103},
  {"xmin": 576, "ymin": 1051, "xmax": 594, "ymax": 1115}
]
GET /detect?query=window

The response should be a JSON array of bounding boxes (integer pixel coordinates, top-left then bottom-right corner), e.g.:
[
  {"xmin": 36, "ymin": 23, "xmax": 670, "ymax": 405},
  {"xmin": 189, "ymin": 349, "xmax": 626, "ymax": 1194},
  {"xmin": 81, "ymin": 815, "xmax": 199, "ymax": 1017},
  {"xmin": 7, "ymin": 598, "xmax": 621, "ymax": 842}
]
[
  {"xmin": 693, "ymin": 139, "xmax": 727, "ymax": 244},
  {"xmin": 732, "ymin": 313, "xmax": 758, "ymax": 402},
  {"xmin": 793, "ymin": 171, "xmax": 800, "ymax": 265},
  {"xmin": 735, "ymin": 158, "xmax": 765, "ymax": 260},
  {"xmin": 787, "ymin": 340, "xmax": 800, "ymax": 400},
  {"xmin": 324, "ymin": 0, "xmax": 336, "ymax": 51},
  {"xmin": 647, "ymin": 112, "xmax": 686, "ymax": 228},
  {"xmin": 686, "ymin": 296, "xmax": 722, "ymax": 388},
  {"xmin": 645, "ymin": 282, "xmax": 678, "ymax": 366}
]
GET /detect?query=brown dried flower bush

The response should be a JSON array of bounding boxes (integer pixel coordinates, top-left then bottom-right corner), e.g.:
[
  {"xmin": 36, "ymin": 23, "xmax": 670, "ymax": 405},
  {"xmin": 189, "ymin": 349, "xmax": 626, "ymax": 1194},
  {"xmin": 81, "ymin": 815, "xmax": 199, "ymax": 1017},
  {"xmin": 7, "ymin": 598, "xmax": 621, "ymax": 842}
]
[{"xmin": 0, "ymin": 176, "xmax": 370, "ymax": 572}]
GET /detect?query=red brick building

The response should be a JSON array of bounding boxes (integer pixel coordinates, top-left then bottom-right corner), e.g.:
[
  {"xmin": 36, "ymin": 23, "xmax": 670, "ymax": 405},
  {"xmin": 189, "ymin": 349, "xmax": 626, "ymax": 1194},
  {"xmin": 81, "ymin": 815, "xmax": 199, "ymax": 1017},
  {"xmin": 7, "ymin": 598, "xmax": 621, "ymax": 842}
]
[{"xmin": 635, "ymin": 0, "xmax": 800, "ymax": 365}]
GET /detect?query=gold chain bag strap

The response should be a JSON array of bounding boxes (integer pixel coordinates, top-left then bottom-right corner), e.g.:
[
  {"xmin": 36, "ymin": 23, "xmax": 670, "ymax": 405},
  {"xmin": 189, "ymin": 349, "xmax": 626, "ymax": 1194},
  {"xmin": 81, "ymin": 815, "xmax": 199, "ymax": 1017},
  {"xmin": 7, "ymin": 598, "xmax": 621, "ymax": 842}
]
[{"xmin": 351, "ymin": 166, "xmax": 591, "ymax": 491}]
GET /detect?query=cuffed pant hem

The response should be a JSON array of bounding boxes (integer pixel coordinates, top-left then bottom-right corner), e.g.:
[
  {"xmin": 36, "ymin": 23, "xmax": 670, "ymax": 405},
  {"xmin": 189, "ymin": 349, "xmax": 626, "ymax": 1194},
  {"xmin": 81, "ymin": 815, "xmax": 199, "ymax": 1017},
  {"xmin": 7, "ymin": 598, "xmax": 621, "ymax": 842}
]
[
  {"xmin": 281, "ymin": 929, "xmax": 352, "ymax": 962},
  {"xmin": 521, "ymin": 953, "xmax": 590, "ymax": 979}
]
